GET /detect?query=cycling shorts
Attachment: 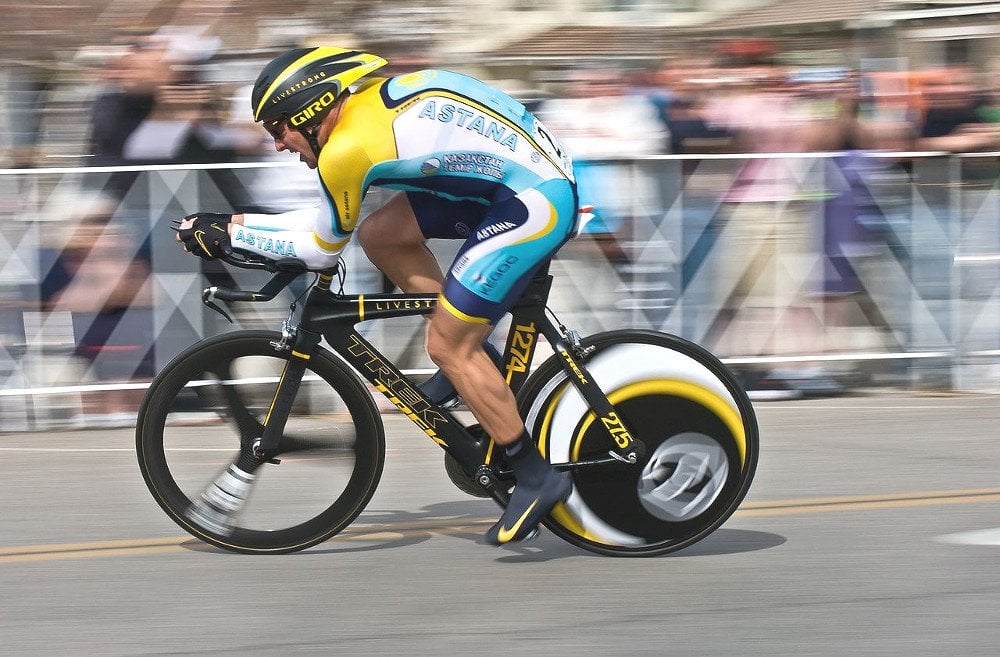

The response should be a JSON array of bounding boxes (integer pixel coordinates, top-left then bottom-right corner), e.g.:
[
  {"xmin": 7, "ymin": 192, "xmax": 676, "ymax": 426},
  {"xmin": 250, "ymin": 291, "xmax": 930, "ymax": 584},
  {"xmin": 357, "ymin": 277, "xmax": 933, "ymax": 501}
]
[{"xmin": 408, "ymin": 178, "xmax": 578, "ymax": 324}]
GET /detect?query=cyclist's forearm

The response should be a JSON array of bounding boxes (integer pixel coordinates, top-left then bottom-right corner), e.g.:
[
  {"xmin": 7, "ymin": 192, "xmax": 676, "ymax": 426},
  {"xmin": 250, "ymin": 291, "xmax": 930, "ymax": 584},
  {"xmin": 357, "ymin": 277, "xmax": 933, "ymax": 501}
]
[
  {"xmin": 229, "ymin": 225, "xmax": 345, "ymax": 269},
  {"xmin": 227, "ymin": 207, "xmax": 347, "ymax": 268},
  {"xmin": 236, "ymin": 207, "xmax": 320, "ymax": 233}
]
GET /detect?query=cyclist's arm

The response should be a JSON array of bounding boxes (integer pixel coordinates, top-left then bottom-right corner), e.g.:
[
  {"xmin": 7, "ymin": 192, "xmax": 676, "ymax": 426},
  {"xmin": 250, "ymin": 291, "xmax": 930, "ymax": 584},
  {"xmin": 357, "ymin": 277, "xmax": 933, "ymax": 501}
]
[
  {"xmin": 226, "ymin": 140, "xmax": 372, "ymax": 269},
  {"xmin": 225, "ymin": 206, "xmax": 340, "ymax": 269}
]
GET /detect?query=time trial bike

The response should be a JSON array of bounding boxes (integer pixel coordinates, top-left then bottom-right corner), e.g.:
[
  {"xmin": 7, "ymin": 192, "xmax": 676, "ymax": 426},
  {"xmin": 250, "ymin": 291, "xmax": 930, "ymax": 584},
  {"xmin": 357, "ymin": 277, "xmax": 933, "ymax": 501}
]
[{"xmin": 136, "ymin": 249, "xmax": 759, "ymax": 557}]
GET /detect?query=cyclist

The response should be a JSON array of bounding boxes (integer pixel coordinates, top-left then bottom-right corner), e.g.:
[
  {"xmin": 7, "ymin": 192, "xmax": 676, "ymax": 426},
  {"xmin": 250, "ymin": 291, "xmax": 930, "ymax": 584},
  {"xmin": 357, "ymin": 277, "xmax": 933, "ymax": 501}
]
[{"xmin": 176, "ymin": 47, "xmax": 577, "ymax": 545}]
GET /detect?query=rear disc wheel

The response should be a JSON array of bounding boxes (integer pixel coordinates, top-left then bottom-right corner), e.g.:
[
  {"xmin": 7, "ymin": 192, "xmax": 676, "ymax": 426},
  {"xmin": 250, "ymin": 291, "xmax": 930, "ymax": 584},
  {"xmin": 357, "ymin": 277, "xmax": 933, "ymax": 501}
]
[{"xmin": 519, "ymin": 330, "xmax": 759, "ymax": 556}]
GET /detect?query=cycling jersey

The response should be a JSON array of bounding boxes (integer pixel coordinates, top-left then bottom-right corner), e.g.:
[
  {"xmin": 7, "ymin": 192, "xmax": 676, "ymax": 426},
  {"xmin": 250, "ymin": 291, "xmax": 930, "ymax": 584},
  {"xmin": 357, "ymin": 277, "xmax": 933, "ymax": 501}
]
[{"xmin": 239, "ymin": 69, "xmax": 578, "ymax": 323}]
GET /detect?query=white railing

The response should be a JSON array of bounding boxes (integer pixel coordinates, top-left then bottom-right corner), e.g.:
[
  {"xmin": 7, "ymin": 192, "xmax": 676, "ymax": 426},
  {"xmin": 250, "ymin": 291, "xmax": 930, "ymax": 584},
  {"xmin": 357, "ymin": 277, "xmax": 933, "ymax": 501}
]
[{"xmin": 1, "ymin": 152, "xmax": 997, "ymax": 429}]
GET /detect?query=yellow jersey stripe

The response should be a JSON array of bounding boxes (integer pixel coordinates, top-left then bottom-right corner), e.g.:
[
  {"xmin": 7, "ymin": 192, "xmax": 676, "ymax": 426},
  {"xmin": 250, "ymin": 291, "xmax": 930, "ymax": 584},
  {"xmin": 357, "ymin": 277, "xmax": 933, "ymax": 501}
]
[
  {"xmin": 313, "ymin": 232, "xmax": 350, "ymax": 252},
  {"xmin": 438, "ymin": 294, "xmax": 490, "ymax": 324},
  {"xmin": 511, "ymin": 199, "xmax": 558, "ymax": 246}
]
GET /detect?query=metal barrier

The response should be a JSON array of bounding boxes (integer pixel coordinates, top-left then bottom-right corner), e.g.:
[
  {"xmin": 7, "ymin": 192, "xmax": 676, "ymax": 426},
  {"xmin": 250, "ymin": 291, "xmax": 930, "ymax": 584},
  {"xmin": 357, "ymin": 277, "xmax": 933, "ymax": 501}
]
[{"xmin": 1, "ymin": 152, "xmax": 997, "ymax": 430}]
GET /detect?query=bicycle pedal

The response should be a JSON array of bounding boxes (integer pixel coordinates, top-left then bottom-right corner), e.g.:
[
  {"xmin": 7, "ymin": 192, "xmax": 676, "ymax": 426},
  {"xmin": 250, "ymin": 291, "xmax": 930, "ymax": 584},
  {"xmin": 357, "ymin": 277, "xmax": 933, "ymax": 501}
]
[
  {"xmin": 523, "ymin": 528, "xmax": 540, "ymax": 542},
  {"xmin": 438, "ymin": 396, "xmax": 462, "ymax": 410}
]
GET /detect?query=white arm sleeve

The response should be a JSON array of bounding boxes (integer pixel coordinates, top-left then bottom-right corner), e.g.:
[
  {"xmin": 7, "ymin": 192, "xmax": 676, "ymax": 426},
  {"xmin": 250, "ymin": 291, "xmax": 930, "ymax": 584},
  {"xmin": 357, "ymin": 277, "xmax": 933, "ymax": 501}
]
[
  {"xmin": 242, "ymin": 208, "xmax": 318, "ymax": 232},
  {"xmin": 234, "ymin": 202, "xmax": 348, "ymax": 270}
]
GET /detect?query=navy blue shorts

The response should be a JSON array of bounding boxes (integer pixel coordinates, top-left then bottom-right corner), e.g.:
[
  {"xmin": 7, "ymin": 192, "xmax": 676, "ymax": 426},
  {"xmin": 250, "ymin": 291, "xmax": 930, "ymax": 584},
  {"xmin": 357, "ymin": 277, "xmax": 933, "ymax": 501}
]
[{"xmin": 407, "ymin": 180, "xmax": 577, "ymax": 323}]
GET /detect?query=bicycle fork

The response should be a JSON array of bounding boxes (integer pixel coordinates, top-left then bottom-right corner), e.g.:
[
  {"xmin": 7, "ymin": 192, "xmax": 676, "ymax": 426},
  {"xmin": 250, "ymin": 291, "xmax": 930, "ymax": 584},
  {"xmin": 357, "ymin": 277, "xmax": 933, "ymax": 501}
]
[
  {"xmin": 541, "ymin": 321, "xmax": 647, "ymax": 469},
  {"xmin": 251, "ymin": 327, "xmax": 322, "ymax": 460},
  {"xmin": 184, "ymin": 327, "xmax": 321, "ymax": 537}
]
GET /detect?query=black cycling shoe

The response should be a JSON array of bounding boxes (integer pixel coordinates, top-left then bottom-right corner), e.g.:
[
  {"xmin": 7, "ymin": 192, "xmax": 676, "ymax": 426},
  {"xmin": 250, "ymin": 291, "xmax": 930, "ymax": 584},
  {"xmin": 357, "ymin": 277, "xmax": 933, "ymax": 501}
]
[
  {"xmin": 419, "ymin": 342, "xmax": 504, "ymax": 408},
  {"xmin": 485, "ymin": 468, "xmax": 572, "ymax": 545},
  {"xmin": 418, "ymin": 369, "xmax": 462, "ymax": 408}
]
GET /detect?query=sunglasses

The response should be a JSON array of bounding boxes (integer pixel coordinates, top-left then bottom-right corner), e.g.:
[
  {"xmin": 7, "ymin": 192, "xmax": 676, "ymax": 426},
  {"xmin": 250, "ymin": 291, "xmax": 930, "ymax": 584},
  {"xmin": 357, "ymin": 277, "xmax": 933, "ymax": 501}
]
[{"xmin": 262, "ymin": 119, "xmax": 288, "ymax": 140}]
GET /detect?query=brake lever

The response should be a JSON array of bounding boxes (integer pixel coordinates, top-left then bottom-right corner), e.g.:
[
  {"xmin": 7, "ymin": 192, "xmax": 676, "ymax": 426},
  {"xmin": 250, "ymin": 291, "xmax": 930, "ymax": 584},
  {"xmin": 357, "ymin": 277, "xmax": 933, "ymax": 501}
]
[{"xmin": 202, "ymin": 287, "xmax": 234, "ymax": 324}]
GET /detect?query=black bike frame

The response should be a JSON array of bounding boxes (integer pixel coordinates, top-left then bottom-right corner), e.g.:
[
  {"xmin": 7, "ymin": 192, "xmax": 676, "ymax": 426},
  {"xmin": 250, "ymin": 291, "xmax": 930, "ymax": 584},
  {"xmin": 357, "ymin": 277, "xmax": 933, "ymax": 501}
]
[{"xmin": 211, "ymin": 261, "xmax": 643, "ymax": 494}]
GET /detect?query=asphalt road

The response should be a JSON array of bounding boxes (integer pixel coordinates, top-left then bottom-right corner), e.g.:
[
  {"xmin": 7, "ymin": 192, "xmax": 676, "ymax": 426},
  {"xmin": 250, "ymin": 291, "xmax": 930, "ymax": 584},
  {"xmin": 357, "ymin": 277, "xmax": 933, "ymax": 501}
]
[{"xmin": 2, "ymin": 394, "xmax": 999, "ymax": 656}]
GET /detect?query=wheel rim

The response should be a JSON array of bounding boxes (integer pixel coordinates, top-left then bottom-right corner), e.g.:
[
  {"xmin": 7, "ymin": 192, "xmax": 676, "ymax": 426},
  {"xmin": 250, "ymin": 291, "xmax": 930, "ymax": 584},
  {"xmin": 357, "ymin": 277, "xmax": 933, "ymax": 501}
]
[{"xmin": 138, "ymin": 336, "xmax": 382, "ymax": 553}]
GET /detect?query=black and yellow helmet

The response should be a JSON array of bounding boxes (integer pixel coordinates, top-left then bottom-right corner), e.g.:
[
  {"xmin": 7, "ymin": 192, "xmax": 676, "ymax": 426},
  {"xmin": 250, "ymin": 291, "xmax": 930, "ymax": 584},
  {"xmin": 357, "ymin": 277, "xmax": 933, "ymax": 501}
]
[{"xmin": 251, "ymin": 46, "xmax": 387, "ymax": 127}]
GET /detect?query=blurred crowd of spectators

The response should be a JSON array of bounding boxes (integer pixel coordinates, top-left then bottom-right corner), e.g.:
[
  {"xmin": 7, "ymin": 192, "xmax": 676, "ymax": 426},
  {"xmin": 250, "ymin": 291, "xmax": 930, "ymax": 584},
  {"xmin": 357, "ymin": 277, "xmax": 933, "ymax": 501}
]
[
  {"xmin": 546, "ymin": 57, "xmax": 1000, "ymax": 159},
  {"xmin": 5, "ymin": 25, "xmax": 1000, "ymax": 167},
  {"xmin": 4, "ymin": 25, "xmax": 1000, "ymax": 426}
]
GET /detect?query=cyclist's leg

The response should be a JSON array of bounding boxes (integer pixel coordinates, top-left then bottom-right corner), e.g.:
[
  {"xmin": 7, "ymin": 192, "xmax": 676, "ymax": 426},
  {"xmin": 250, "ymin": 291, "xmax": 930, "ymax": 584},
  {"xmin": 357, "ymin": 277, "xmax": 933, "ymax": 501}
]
[
  {"xmin": 360, "ymin": 191, "xmax": 503, "ymax": 406},
  {"xmin": 427, "ymin": 181, "xmax": 577, "ymax": 439},
  {"xmin": 355, "ymin": 192, "xmax": 444, "ymax": 294},
  {"xmin": 427, "ymin": 180, "xmax": 578, "ymax": 543},
  {"xmin": 426, "ymin": 310, "xmax": 521, "ymax": 442}
]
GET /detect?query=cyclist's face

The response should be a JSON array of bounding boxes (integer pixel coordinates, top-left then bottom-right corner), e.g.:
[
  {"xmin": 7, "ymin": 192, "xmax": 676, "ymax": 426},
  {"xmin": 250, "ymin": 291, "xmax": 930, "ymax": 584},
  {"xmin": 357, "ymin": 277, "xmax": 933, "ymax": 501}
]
[{"xmin": 264, "ymin": 120, "xmax": 318, "ymax": 169}]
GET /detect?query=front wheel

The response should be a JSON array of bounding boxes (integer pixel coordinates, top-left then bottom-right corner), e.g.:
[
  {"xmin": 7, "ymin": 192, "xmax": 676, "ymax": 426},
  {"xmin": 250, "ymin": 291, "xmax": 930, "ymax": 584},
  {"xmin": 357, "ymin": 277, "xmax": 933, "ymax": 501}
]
[
  {"xmin": 518, "ymin": 330, "xmax": 759, "ymax": 557},
  {"xmin": 136, "ymin": 331, "xmax": 385, "ymax": 554}
]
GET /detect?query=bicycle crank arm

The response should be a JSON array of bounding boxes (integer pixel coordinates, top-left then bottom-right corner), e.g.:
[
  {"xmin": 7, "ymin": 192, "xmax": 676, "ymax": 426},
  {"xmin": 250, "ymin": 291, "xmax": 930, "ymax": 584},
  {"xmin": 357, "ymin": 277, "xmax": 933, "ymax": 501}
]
[{"xmin": 551, "ymin": 451, "xmax": 641, "ymax": 472}]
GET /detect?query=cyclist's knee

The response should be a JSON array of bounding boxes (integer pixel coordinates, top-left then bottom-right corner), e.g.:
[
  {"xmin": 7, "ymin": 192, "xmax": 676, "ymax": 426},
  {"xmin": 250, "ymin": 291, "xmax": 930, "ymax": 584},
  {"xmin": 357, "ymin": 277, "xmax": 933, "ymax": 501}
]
[
  {"xmin": 425, "ymin": 323, "xmax": 458, "ymax": 369},
  {"xmin": 426, "ymin": 312, "xmax": 486, "ymax": 370},
  {"xmin": 356, "ymin": 210, "xmax": 393, "ymax": 253}
]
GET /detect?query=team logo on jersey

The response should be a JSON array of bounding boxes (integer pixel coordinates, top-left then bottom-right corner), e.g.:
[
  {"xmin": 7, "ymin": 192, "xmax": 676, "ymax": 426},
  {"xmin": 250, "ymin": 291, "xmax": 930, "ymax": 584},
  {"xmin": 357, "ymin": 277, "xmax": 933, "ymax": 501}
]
[
  {"xmin": 420, "ymin": 158, "xmax": 441, "ymax": 174},
  {"xmin": 476, "ymin": 221, "xmax": 516, "ymax": 241},
  {"xmin": 233, "ymin": 229, "xmax": 298, "ymax": 257},
  {"xmin": 418, "ymin": 101, "xmax": 519, "ymax": 152},
  {"xmin": 442, "ymin": 153, "xmax": 504, "ymax": 180},
  {"xmin": 474, "ymin": 255, "xmax": 519, "ymax": 296}
]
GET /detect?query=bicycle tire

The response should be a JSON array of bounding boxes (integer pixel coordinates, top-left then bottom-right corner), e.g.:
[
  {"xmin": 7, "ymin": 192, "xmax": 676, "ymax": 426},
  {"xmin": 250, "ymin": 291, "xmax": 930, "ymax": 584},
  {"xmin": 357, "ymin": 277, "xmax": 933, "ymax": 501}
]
[
  {"xmin": 136, "ymin": 330, "xmax": 385, "ymax": 554},
  {"xmin": 517, "ymin": 330, "xmax": 759, "ymax": 557}
]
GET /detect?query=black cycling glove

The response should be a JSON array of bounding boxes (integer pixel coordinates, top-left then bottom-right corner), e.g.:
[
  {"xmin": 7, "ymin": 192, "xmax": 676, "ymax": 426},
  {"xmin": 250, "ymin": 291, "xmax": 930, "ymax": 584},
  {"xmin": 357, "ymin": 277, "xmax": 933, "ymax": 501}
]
[{"xmin": 175, "ymin": 212, "xmax": 233, "ymax": 260}]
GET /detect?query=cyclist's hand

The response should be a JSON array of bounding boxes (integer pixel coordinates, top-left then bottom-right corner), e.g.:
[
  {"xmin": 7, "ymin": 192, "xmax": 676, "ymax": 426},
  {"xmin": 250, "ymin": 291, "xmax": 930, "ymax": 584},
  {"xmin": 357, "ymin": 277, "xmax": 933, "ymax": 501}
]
[{"xmin": 174, "ymin": 213, "xmax": 233, "ymax": 260}]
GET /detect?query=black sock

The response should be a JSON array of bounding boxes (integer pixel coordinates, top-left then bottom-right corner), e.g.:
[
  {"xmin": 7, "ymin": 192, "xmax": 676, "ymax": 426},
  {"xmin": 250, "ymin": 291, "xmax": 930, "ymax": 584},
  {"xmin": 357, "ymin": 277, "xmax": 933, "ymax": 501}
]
[{"xmin": 505, "ymin": 431, "xmax": 549, "ymax": 488}]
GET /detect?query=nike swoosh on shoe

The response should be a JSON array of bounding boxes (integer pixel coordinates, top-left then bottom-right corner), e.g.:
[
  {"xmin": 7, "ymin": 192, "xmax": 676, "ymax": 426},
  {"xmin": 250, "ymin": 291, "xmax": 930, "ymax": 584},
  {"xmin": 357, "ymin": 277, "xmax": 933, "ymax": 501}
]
[{"xmin": 496, "ymin": 500, "xmax": 539, "ymax": 544}]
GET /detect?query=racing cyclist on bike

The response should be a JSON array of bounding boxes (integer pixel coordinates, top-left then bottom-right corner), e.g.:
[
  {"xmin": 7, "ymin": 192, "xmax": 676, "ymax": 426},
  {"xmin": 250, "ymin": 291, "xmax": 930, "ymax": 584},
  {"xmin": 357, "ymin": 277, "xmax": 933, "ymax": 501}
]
[{"xmin": 175, "ymin": 47, "xmax": 577, "ymax": 545}]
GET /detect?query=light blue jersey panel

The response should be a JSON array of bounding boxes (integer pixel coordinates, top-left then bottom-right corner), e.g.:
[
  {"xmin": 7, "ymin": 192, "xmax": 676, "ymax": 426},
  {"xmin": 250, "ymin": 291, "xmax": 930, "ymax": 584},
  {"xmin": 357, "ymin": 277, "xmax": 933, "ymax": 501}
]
[
  {"xmin": 362, "ymin": 153, "xmax": 547, "ymax": 201},
  {"xmin": 385, "ymin": 70, "xmax": 535, "ymax": 135}
]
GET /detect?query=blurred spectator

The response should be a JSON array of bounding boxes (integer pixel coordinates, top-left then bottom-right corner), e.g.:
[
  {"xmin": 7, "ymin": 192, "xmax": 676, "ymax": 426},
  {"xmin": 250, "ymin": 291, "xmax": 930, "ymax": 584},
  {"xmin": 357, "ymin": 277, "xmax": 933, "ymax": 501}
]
[
  {"xmin": 86, "ymin": 41, "xmax": 157, "ymax": 167},
  {"xmin": 658, "ymin": 62, "xmax": 734, "ymax": 156},
  {"xmin": 702, "ymin": 65, "xmax": 845, "ymax": 399},
  {"xmin": 4, "ymin": 63, "xmax": 53, "ymax": 168},
  {"xmin": 81, "ymin": 38, "xmax": 159, "ymax": 203},
  {"xmin": 44, "ymin": 205, "xmax": 154, "ymax": 428},
  {"xmin": 822, "ymin": 148, "xmax": 898, "ymax": 370},
  {"xmin": 976, "ymin": 72, "xmax": 1000, "ymax": 125},
  {"xmin": 664, "ymin": 94, "xmax": 733, "ymax": 155},
  {"xmin": 118, "ymin": 34, "xmax": 241, "ymax": 165},
  {"xmin": 906, "ymin": 67, "xmax": 999, "ymax": 382},
  {"xmin": 537, "ymin": 68, "xmax": 667, "ymax": 262},
  {"xmin": 914, "ymin": 66, "xmax": 1000, "ymax": 153},
  {"xmin": 88, "ymin": 29, "xmax": 264, "ymax": 310},
  {"xmin": 84, "ymin": 30, "xmax": 257, "ymax": 204},
  {"xmin": 798, "ymin": 73, "xmax": 896, "ymax": 362}
]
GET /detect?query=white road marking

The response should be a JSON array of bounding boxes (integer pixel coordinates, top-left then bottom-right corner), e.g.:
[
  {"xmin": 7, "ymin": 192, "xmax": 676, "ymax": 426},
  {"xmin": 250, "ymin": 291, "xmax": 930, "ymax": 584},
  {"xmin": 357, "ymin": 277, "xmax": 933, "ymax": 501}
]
[{"xmin": 936, "ymin": 528, "xmax": 1000, "ymax": 546}]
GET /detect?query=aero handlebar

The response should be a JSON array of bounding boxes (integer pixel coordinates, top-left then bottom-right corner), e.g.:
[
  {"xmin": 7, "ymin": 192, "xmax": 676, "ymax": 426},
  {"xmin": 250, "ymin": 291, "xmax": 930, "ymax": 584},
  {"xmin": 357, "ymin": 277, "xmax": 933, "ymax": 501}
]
[{"xmin": 200, "ymin": 250, "xmax": 338, "ymax": 321}]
